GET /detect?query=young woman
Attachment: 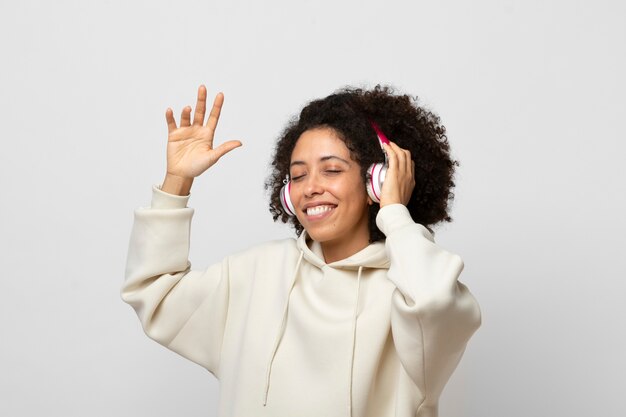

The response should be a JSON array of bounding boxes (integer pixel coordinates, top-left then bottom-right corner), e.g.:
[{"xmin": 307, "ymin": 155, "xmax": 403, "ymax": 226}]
[{"xmin": 122, "ymin": 85, "xmax": 481, "ymax": 417}]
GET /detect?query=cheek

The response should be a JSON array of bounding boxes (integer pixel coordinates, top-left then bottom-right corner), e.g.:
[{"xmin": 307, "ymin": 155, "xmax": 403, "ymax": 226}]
[
  {"xmin": 345, "ymin": 176, "xmax": 368, "ymax": 198},
  {"xmin": 333, "ymin": 184, "xmax": 368, "ymax": 210},
  {"xmin": 288, "ymin": 183, "xmax": 304, "ymax": 204}
]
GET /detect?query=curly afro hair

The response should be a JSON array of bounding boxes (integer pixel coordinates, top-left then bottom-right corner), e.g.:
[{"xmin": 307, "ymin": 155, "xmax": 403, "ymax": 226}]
[{"xmin": 266, "ymin": 85, "xmax": 459, "ymax": 242}]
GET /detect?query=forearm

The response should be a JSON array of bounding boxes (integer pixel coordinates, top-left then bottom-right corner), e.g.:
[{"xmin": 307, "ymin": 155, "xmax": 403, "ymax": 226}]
[{"xmin": 122, "ymin": 189, "xmax": 195, "ymax": 323}]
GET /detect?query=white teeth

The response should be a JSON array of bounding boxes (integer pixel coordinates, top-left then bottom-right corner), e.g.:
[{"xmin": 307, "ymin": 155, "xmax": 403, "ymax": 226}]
[{"xmin": 306, "ymin": 205, "xmax": 334, "ymax": 216}]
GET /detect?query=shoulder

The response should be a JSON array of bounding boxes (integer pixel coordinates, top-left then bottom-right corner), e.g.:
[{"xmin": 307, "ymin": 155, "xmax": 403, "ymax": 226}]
[
  {"xmin": 224, "ymin": 238, "xmax": 303, "ymax": 290},
  {"xmin": 227, "ymin": 237, "xmax": 300, "ymax": 264}
]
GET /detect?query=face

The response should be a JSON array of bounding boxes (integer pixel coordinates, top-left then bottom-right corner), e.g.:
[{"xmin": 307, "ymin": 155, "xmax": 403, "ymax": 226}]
[{"xmin": 289, "ymin": 127, "xmax": 371, "ymax": 252}]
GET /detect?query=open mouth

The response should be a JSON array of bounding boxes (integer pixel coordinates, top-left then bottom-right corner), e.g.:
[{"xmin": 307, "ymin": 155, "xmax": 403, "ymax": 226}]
[{"xmin": 305, "ymin": 204, "xmax": 337, "ymax": 217}]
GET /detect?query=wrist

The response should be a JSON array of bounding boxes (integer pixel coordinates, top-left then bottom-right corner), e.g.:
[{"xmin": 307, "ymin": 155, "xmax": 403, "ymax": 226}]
[
  {"xmin": 379, "ymin": 194, "xmax": 403, "ymax": 208},
  {"xmin": 162, "ymin": 173, "xmax": 193, "ymax": 196}
]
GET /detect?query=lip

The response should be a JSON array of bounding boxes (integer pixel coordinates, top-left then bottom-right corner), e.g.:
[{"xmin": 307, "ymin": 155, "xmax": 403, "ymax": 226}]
[{"xmin": 302, "ymin": 201, "xmax": 337, "ymax": 210}]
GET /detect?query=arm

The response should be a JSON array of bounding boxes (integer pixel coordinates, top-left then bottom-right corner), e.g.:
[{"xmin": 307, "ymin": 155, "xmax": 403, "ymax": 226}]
[
  {"xmin": 377, "ymin": 141, "xmax": 481, "ymax": 406},
  {"xmin": 122, "ymin": 86, "xmax": 242, "ymax": 375},
  {"xmin": 377, "ymin": 205, "xmax": 481, "ymax": 403},
  {"xmin": 122, "ymin": 185, "xmax": 230, "ymax": 376}
]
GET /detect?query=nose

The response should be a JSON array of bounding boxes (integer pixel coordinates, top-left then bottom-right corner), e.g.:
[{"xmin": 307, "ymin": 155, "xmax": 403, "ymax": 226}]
[{"xmin": 303, "ymin": 171, "xmax": 324, "ymax": 198}]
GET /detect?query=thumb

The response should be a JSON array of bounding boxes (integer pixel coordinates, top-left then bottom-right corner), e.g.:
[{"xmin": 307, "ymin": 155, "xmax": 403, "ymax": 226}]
[{"xmin": 213, "ymin": 140, "xmax": 243, "ymax": 161}]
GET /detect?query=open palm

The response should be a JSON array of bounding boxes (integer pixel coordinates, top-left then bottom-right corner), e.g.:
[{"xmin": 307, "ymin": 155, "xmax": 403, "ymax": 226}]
[{"xmin": 165, "ymin": 85, "xmax": 241, "ymax": 179}]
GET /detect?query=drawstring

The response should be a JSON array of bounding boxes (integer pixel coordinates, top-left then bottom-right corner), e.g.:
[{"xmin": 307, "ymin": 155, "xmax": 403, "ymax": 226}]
[
  {"xmin": 348, "ymin": 266, "xmax": 363, "ymax": 417},
  {"xmin": 263, "ymin": 251, "xmax": 304, "ymax": 406},
  {"xmin": 262, "ymin": 253, "xmax": 364, "ymax": 416}
]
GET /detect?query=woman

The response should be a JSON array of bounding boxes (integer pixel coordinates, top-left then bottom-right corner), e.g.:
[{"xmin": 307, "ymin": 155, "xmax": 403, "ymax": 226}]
[{"xmin": 122, "ymin": 85, "xmax": 481, "ymax": 417}]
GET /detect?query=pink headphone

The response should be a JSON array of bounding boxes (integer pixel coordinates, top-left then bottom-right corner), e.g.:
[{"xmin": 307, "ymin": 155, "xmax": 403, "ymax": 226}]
[{"xmin": 280, "ymin": 121, "xmax": 390, "ymax": 216}]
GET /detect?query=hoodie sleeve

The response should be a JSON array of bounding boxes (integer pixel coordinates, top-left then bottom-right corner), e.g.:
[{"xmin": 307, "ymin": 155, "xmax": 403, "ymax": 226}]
[
  {"xmin": 376, "ymin": 204, "xmax": 481, "ymax": 407},
  {"xmin": 121, "ymin": 185, "xmax": 229, "ymax": 377}
]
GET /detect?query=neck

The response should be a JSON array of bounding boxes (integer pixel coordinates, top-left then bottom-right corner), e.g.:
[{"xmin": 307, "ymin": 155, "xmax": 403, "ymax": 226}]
[{"xmin": 320, "ymin": 232, "xmax": 370, "ymax": 263}]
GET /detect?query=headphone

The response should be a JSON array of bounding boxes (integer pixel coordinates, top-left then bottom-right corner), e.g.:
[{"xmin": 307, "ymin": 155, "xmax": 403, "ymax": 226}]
[{"xmin": 280, "ymin": 120, "xmax": 390, "ymax": 216}]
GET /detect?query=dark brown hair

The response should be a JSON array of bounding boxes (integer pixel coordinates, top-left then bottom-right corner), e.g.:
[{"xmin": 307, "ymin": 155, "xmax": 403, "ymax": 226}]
[{"xmin": 266, "ymin": 85, "xmax": 459, "ymax": 241}]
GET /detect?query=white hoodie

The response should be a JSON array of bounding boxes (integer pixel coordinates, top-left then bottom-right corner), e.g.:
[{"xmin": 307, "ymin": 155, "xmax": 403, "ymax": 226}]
[{"xmin": 122, "ymin": 185, "xmax": 481, "ymax": 417}]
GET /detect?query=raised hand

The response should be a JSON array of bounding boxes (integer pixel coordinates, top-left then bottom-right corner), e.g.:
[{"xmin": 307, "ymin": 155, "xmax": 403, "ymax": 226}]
[
  {"xmin": 165, "ymin": 85, "xmax": 242, "ymax": 180},
  {"xmin": 379, "ymin": 142, "xmax": 415, "ymax": 207}
]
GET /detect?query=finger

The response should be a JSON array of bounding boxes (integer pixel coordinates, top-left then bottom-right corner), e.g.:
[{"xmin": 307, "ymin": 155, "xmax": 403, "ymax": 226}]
[
  {"xmin": 390, "ymin": 142, "xmax": 411, "ymax": 175},
  {"xmin": 206, "ymin": 92, "xmax": 224, "ymax": 131},
  {"xmin": 212, "ymin": 140, "xmax": 243, "ymax": 161},
  {"xmin": 193, "ymin": 85, "xmax": 207, "ymax": 126},
  {"xmin": 165, "ymin": 108, "xmax": 177, "ymax": 133},
  {"xmin": 389, "ymin": 142, "xmax": 405, "ymax": 171},
  {"xmin": 383, "ymin": 143, "xmax": 398, "ymax": 171},
  {"xmin": 403, "ymin": 149, "xmax": 413, "ymax": 175},
  {"xmin": 180, "ymin": 106, "xmax": 192, "ymax": 127}
]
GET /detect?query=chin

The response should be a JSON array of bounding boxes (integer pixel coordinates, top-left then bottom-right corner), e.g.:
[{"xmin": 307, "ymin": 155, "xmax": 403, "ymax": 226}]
[
  {"xmin": 303, "ymin": 229, "xmax": 327, "ymax": 242},
  {"xmin": 302, "ymin": 226, "xmax": 337, "ymax": 243}
]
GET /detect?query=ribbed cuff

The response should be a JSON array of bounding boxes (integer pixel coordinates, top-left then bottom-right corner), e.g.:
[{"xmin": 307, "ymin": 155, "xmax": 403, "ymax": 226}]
[
  {"xmin": 151, "ymin": 184, "xmax": 190, "ymax": 209},
  {"xmin": 375, "ymin": 204, "xmax": 433, "ymax": 241}
]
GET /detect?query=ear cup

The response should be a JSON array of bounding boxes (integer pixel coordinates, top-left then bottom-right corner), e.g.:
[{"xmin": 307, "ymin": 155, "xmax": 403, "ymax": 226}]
[
  {"xmin": 366, "ymin": 162, "xmax": 387, "ymax": 203},
  {"xmin": 280, "ymin": 181, "xmax": 297, "ymax": 216}
]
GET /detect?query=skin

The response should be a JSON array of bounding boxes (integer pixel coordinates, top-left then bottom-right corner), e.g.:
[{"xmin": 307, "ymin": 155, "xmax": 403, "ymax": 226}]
[
  {"xmin": 161, "ymin": 85, "xmax": 241, "ymax": 195},
  {"xmin": 289, "ymin": 128, "xmax": 372, "ymax": 263},
  {"xmin": 161, "ymin": 85, "xmax": 416, "ymax": 262}
]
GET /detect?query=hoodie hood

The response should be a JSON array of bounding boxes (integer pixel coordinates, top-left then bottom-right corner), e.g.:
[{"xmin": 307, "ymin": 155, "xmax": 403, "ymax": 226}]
[{"xmin": 296, "ymin": 230, "xmax": 390, "ymax": 271}]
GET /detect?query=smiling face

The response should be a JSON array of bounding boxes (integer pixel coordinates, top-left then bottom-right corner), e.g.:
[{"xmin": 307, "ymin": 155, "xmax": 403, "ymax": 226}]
[{"xmin": 289, "ymin": 127, "xmax": 372, "ymax": 259}]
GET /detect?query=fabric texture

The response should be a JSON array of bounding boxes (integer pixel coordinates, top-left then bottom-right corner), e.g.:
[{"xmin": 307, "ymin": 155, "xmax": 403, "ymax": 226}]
[{"xmin": 122, "ymin": 185, "xmax": 481, "ymax": 417}]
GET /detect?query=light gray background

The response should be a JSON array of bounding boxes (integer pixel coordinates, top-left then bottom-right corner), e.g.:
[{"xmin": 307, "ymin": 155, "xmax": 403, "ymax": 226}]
[{"xmin": 1, "ymin": 0, "xmax": 624, "ymax": 416}]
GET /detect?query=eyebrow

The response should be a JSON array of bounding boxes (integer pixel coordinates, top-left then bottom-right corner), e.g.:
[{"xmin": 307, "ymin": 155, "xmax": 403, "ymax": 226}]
[{"xmin": 290, "ymin": 155, "xmax": 351, "ymax": 167}]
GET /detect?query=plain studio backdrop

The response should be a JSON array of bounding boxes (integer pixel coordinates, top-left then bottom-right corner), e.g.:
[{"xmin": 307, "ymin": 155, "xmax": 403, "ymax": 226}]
[{"xmin": 1, "ymin": 0, "xmax": 624, "ymax": 416}]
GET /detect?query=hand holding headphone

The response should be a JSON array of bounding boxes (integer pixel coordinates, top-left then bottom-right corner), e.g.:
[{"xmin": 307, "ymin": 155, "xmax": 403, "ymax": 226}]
[
  {"xmin": 366, "ymin": 121, "xmax": 391, "ymax": 204},
  {"xmin": 280, "ymin": 121, "xmax": 390, "ymax": 216}
]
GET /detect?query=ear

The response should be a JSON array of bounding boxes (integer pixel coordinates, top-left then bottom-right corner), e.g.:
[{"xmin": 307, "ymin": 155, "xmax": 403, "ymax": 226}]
[{"xmin": 367, "ymin": 196, "xmax": 374, "ymax": 206}]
